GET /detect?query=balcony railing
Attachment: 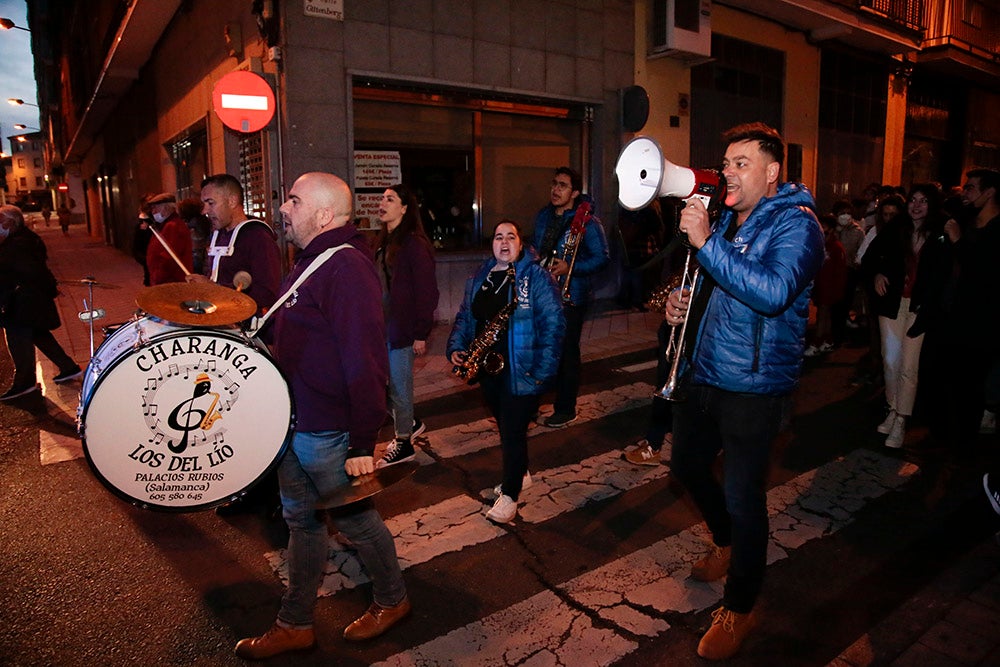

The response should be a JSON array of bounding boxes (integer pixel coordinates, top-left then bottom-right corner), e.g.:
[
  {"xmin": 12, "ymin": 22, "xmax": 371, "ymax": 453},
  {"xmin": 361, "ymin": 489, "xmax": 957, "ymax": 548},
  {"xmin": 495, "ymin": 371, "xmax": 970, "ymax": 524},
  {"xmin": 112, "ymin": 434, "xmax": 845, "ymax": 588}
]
[
  {"xmin": 921, "ymin": 0, "xmax": 1000, "ymax": 58},
  {"xmin": 858, "ymin": 0, "xmax": 924, "ymax": 32}
]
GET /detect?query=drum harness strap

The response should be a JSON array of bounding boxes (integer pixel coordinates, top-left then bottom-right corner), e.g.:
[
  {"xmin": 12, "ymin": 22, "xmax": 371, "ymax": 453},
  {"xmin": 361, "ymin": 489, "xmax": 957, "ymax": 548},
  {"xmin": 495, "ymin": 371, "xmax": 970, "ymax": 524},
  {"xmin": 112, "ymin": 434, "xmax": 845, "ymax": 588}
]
[{"xmin": 246, "ymin": 243, "xmax": 355, "ymax": 338}]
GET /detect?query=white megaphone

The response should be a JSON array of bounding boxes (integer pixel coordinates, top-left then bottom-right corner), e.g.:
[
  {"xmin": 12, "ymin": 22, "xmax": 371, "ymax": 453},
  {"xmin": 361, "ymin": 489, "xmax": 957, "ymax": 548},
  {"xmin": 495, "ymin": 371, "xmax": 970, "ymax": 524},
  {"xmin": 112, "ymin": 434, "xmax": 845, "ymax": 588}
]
[{"xmin": 615, "ymin": 136, "xmax": 722, "ymax": 211}]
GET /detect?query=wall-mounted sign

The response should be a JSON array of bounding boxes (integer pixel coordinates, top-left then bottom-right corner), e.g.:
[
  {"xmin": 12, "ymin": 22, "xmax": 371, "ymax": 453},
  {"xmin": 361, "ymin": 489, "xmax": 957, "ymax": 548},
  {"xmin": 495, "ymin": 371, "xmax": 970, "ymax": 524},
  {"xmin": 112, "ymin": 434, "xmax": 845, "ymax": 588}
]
[
  {"xmin": 353, "ymin": 150, "xmax": 401, "ymax": 230},
  {"xmin": 304, "ymin": 0, "xmax": 343, "ymax": 21},
  {"xmin": 212, "ymin": 71, "xmax": 276, "ymax": 133}
]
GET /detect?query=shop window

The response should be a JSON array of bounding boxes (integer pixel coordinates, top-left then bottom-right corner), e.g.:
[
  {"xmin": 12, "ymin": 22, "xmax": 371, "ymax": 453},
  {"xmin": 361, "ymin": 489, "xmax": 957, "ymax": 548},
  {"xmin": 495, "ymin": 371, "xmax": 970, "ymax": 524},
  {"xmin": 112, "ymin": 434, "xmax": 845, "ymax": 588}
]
[{"xmin": 354, "ymin": 87, "xmax": 585, "ymax": 251}]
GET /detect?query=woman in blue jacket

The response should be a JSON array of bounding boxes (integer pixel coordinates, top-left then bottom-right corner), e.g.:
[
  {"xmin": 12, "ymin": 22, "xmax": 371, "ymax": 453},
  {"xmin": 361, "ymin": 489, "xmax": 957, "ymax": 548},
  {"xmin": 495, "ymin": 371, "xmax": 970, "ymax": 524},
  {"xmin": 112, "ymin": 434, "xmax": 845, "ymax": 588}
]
[{"xmin": 447, "ymin": 220, "xmax": 565, "ymax": 524}]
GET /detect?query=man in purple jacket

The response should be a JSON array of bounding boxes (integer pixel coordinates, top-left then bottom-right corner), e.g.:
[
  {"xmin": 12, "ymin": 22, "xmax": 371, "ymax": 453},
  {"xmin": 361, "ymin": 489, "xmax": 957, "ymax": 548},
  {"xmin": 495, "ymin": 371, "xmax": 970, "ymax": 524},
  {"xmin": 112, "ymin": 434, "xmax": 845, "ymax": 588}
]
[{"xmin": 235, "ymin": 173, "xmax": 409, "ymax": 660}]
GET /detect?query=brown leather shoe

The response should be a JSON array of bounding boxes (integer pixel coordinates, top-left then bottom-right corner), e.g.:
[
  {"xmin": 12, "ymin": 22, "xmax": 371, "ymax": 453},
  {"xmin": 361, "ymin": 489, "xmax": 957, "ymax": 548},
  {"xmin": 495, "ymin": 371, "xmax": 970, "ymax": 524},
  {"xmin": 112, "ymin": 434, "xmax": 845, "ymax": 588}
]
[
  {"xmin": 234, "ymin": 623, "xmax": 316, "ymax": 660},
  {"xmin": 343, "ymin": 596, "xmax": 412, "ymax": 641},
  {"xmin": 691, "ymin": 544, "xmax": 731, "ymax": 582},
  {"xmin": 697, "ymin": 606, "xmax": 756, "ymax": 660}
]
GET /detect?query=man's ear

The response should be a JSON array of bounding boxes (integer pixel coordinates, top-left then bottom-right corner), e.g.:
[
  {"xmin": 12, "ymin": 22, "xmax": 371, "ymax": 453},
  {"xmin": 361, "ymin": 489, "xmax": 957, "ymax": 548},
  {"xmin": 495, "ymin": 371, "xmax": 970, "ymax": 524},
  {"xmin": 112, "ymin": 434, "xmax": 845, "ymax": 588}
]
[{"xmin": 767, "ymin": 162, "xmax": 780, "ymax": 185}]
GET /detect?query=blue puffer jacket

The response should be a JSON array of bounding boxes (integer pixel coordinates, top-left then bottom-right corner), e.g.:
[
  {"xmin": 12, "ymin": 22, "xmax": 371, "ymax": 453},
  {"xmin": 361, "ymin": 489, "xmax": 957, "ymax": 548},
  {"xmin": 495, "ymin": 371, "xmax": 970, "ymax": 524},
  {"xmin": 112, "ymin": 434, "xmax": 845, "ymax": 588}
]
[
  {"xmin": 687, "ymin": 182, "xmax": 824, "ymax": 395},
  {"xmin": 447, "ymin": 250, "xmax": 566, "ymax": 396},
  {"xmin": 531, "ymin": 194, "xmax": 610, "ymax": 306}
]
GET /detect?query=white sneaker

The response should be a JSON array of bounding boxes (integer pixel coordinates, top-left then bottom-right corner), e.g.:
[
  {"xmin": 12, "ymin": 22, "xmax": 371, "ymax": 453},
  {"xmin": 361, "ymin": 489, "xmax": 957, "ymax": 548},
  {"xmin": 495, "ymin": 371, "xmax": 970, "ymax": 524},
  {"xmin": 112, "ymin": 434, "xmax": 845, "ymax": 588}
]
[
  {"xmin": 487, "ymin": 472, "xmax": 532, "ymax": 501},
  {"xmin": 803, "ymin": 345, "xmax": 820, "ymax": 358},
  {"xmin": 885, "ymin": 415, "xmax": 906, "ymax": 448},
  {"xmin": 877, "ymin": 409, "xmax": 897, "ymax": 435},
  {"xmin": 818, "ymin": 342, "xmax": 834, "ymax": 353},
  {"xmin": 486, "ymin": 494, "xmax": 517, "ymax": 524},
  {"xmin": 980, "ymin": 410, "xmax": 996, "ymax": 435}
]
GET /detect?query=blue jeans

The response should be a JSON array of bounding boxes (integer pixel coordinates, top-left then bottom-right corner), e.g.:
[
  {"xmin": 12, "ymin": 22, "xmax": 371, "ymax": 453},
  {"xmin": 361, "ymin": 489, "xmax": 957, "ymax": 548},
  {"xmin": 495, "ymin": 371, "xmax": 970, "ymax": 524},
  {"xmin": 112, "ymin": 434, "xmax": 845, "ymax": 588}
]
[
  {"xmin": 671, "ymin": 384, "xmax": 785, "ymax": 613},
  {"xmin": 387, "ymin": 344, "xmax": 415, "ymax": 439},
  {"xmin": 277, "ymin": 430, "xmax": 406, "ymax": 628}
]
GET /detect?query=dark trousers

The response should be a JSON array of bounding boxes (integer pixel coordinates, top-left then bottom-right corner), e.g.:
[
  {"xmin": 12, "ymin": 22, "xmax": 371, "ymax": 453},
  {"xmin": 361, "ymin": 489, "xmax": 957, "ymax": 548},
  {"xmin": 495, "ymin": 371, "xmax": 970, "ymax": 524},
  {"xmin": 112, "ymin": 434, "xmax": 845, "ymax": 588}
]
[
  {"xmin": 3, "ymin": 325, "xmax": 78, "ymax": 387},
  {"xmin": 671, "ymin": 384, "xmax": 785, "ymax": 613},
  {"xmin": 480, "ymin": 372, "xmax": 539, "ymax": 501},
  {"xmin": 553, "ymin": 303, "xmax": 585, "ymax": 416},
  {"xmin": 921, "ymin": 326, "xmax": 990, "ymax": 451},
  {"xmin": 647, "ymin": 319, "xmax": 674, "ymax": 448}
]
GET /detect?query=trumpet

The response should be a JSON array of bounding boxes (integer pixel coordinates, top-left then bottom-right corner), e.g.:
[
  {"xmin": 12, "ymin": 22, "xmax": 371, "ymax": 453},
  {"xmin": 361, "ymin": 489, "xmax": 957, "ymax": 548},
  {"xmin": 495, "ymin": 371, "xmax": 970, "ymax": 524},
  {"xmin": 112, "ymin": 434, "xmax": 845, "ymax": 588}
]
[{"xmin": 655, "ymin": 249, "xmax": 699, "ymax": 401}]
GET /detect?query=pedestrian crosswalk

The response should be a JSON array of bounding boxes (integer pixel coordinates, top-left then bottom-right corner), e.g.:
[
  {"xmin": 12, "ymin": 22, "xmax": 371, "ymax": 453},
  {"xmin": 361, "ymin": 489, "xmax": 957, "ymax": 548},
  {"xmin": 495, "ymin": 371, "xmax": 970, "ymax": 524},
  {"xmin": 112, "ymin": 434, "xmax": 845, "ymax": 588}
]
[{"xmin": 258, "ymin": 372, "xmax": 919, "ymax": 665}]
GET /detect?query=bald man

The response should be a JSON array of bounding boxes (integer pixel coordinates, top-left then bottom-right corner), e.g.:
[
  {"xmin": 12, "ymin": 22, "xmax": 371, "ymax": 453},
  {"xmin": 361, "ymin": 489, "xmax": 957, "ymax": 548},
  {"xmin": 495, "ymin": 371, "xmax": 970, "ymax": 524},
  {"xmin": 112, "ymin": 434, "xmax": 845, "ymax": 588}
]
[{"xmin": 235, "ymin": 173, "xmax": 409, "ymax": 660}]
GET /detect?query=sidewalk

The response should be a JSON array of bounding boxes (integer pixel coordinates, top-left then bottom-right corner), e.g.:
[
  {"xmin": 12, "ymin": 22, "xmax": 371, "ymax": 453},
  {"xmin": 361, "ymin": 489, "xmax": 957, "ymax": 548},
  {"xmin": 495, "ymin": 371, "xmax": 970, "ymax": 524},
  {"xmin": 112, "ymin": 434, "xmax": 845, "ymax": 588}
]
[{"xmin": 18, "ymin": 221, "xmax": 1000, "ymax": 666}]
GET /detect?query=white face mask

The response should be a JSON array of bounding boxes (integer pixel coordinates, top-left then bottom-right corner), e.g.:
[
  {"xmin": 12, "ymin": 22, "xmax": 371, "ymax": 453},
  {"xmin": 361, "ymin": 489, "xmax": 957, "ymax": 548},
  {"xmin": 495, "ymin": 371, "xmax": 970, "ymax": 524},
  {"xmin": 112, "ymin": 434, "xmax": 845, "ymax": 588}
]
[
  {"xmin": 836, "ymin": 213, "xmax": 852, "ymax": 227},
  {"xmin": 152, "ymin": 211, "xmax": 167, "ymax": 223}
]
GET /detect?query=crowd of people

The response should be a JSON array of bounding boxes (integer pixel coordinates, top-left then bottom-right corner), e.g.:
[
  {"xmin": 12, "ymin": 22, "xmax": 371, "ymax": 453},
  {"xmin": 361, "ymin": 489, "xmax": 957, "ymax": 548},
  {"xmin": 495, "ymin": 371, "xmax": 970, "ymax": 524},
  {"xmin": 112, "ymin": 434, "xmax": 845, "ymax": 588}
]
[{"xmin": 2, "ymin": 121, "xmax": 998, "ymax": 662}]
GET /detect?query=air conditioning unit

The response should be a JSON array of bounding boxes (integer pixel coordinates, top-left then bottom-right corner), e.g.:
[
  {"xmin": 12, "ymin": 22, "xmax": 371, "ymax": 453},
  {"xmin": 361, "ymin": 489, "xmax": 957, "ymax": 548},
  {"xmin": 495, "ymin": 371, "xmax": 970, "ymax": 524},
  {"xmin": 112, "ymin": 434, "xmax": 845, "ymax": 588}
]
[{"xmin": 650, "ymin": 0, "xmax": 712, "ymax": 61}]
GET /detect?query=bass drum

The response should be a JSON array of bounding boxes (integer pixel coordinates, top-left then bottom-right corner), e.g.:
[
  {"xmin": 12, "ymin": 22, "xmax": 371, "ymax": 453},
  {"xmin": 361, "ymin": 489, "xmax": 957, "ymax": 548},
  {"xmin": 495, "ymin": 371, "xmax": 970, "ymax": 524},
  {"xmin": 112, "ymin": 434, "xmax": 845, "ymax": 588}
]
[
  {"xmin": 80, "ymin": 329, "xmax": 292, "ymax": 512},
  {"xmin": 79, "ymin": 315, "xmax": 183, "ymax": 417}
]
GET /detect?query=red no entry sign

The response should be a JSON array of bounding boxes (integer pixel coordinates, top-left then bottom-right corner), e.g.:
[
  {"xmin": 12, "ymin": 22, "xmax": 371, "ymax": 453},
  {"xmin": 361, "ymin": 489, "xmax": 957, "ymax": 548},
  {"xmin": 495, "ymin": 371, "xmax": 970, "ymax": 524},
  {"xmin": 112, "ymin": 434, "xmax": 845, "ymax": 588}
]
[{"xmin": 212, "ymin": 71, "xmax": 276, "ymax": 133}]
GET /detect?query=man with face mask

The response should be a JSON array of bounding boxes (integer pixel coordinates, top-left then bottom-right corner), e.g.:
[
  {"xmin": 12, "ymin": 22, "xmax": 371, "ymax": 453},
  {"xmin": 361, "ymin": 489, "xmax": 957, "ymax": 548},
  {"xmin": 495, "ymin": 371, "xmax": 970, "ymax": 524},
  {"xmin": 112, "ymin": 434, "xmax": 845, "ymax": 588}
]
[
  {"xmin": 0, "ymin": 205, "xmax": 83, "ymax": 400},
  {"xmin": 145, "ymin": 193, "xmax": 193, "ymax": 285}
]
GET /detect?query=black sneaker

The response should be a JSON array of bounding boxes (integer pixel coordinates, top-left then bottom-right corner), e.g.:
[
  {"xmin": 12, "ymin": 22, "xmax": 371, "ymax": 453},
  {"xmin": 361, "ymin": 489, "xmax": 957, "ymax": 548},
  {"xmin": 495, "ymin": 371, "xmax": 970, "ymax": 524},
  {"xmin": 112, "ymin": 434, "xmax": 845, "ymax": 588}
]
[
  {"xmin": 543, "ymin": 412, "xmax": 577, "ymax": 428},
  {"xmin": 376, "ymin": 438, "xmax": 416, "ymax": 468},
  {"xmin": 411, "ymin": 418, "xmax": 427, "ymax": 438},
  {"xmin": 53, "ymin": 366, "xmax": 83, "ymax": 383},
  {"xmin": 984, "ymin": 473, "xmax": 1000, "ymax": 517},
  {"xmin": 0, "ymin": 384, "xmax": 40, "ymax": 401}
]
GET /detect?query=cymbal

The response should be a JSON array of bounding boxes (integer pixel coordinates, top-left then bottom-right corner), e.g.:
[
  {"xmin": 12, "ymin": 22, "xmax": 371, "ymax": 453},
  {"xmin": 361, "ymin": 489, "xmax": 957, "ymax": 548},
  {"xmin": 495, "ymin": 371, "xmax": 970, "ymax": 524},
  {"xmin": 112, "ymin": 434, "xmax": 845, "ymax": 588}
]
[
  {"xmin": 135, "ymin": 281, "xmax": 258, "ymax": 326},
  {"xmin": 58, "ymin": 277, "xmax": 121, "ymax": 289},
  {"xmin": 317, "ymin": 461, "xmax": 419, "ymax": 509}
]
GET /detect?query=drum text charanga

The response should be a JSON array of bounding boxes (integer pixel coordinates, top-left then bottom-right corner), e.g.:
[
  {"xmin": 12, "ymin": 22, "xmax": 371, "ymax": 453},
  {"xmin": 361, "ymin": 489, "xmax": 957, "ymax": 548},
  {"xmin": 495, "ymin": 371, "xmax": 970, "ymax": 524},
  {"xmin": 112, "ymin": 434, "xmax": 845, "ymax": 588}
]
[{"xmin": 133, "ymin": 335, "xmax": 260, "ymax": 378}]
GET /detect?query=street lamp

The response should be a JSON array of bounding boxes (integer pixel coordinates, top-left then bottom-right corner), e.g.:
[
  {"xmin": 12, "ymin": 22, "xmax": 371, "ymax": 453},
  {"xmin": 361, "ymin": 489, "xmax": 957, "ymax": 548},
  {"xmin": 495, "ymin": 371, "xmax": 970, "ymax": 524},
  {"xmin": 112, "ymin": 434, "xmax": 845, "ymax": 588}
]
[
  {"xmin": 13, "ymin": 124, "xmax": 38, "ymax": 131},
  {"xmin": 0, "ymin": 18, "xmax": 30, "ymax": 32},
  {"xmin": 7, "ymin": 98, "xmax": 39, "ymax": 107}
]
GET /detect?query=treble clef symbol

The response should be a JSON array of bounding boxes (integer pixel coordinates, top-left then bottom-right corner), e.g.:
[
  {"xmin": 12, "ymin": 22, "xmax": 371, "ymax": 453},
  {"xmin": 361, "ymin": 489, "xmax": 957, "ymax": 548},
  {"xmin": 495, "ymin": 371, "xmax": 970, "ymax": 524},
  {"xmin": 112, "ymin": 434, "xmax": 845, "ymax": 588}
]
[{"xmin": 166, "ymin": 378, "xmax": 211, "ymax": 454}]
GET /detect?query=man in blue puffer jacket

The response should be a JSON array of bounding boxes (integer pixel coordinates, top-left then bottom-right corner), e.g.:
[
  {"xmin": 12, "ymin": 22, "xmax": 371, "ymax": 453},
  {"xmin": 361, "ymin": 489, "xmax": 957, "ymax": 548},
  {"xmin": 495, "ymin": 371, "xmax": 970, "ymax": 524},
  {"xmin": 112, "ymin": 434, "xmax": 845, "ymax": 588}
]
[
  {"xmin": 665, "ymin": 123, "xmax": 824, "ymax": 660},
  {"xmin": 532, "ymin": 167, "xmax": 610, "ymax": 428}
]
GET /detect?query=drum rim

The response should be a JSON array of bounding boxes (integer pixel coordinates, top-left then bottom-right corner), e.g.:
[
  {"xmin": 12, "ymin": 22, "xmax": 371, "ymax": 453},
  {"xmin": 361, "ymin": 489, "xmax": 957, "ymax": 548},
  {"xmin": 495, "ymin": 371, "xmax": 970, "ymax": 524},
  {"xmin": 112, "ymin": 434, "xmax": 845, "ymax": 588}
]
[
  {"xmin": 80, "ymin": 328, "xmax": 295, "ymax": 513},
  {"xmin": 79, "ymin": 316, "xmax": 184, "ymax": 415}
]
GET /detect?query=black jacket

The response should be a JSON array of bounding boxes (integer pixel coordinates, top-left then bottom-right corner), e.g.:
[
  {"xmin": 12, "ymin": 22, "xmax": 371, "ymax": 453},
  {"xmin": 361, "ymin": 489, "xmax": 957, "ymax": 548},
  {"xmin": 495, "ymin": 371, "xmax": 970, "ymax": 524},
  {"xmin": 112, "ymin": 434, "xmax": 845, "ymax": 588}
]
[{"xmin": 0, "ymin": 227, "xmax": 61, "ymax": 330}]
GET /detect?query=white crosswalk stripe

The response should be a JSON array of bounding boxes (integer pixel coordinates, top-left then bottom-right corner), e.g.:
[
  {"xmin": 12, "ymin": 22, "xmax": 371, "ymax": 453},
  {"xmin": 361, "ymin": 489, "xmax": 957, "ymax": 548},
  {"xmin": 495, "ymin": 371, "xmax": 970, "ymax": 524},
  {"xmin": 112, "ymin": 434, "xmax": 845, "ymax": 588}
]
[{"xmin": 375, "ymin": 449, "xmax": 917, "ymax": 666}]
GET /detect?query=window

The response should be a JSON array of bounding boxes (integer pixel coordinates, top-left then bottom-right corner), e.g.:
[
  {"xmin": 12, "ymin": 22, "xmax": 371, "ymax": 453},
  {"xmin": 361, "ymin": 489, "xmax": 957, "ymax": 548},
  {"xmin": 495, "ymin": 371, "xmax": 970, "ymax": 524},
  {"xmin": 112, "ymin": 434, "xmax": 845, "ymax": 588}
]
[
  {"xmin": 19, "ymin": 177, "xmax": 26, "ymax": 187},
  {"xmin": 17, "ymin": 159, "xmax": 25, "ymax": 169},
  {"xmin": 35, "ymin": 176, "xmax": 43, "ymax": 187},
  {"xmin": 353, "ymin": 86, "xmax": 585, "ymax": 250},
  {"xmin": 34, "ymin": 158, "xmax": 41, "ymax": 168},
  {"xmin": 166, "ymin": 121, "xmax": 208, "ymax": 202},
  {"xmin": 816, "ymin": 48, "xmax": 889, "ymax": 209},
  {"xmin": 691, "ymin": 35, "xmax": 785, "ymax": 170}
]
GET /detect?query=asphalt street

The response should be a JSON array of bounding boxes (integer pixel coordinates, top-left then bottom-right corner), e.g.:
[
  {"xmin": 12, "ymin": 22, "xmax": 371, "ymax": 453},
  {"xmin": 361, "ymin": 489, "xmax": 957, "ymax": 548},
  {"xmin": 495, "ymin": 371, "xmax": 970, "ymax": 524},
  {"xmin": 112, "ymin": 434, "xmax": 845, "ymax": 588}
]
[{"xmin": 1, "ymin": 219, "xmax": 998, "ymax": 666}]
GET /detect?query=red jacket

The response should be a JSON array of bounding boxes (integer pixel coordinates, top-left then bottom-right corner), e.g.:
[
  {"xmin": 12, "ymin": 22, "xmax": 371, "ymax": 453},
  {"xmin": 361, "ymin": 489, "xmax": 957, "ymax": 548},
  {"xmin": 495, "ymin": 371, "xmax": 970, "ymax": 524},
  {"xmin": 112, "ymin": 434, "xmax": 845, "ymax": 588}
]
[
  {"xmin": 146, "ymin": 213, "xmax": 193, "ymax": 284},
  {"xmin": 812, "ymin": 235, "xmax": 848, "ymax": 306}
]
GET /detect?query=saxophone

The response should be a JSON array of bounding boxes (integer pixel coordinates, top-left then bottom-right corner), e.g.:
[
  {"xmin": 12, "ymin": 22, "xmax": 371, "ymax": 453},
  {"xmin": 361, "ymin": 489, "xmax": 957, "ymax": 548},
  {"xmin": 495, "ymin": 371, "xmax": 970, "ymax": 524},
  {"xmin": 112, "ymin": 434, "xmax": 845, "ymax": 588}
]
[{"xmin": 453, "ymin": 265, "xmax": 517, "ymax": 383}]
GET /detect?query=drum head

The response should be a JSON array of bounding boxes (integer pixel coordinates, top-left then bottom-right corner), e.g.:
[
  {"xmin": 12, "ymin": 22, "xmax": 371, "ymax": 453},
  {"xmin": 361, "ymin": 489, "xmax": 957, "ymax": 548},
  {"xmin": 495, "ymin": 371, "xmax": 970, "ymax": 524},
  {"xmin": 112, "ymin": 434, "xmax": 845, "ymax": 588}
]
[{"xmin": 81, "ymin": 330, "xmax": 292, "ymax": 512}]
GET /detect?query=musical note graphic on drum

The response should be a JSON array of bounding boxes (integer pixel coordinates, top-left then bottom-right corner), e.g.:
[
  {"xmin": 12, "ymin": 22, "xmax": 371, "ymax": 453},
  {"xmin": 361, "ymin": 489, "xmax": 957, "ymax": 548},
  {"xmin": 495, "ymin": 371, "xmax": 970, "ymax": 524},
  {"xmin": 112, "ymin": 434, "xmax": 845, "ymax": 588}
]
[{"xmin": 166, "ymin": 374, "xmax": 223, "ymax": 454}]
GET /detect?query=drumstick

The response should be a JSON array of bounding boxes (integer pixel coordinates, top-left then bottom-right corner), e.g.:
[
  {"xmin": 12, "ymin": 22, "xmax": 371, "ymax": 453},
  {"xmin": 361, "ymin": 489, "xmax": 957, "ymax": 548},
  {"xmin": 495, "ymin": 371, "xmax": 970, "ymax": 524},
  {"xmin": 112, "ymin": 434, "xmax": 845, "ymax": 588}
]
[{"xmin": 148, "ymin": 225, "xmax": 191, "ymax": 276}]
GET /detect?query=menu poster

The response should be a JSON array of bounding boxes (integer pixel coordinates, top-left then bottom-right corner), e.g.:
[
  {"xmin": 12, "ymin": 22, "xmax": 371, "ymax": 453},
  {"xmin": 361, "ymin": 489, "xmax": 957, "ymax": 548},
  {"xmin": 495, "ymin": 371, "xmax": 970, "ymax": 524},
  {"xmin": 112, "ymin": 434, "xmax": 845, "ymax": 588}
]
[{"xmin": 353, "ymin": 151, "xmax": 401, "ymax": 230}]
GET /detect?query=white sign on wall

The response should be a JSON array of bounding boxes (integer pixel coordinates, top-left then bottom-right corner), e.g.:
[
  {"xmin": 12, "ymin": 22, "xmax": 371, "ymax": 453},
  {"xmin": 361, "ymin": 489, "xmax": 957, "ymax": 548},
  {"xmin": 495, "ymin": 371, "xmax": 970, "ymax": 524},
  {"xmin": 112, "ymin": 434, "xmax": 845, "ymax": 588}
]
[
  {"xmin": 304, "ymin": 0, "xmax": 343, "ymax": 21},
  {"xmin": 353, "ymin": 150, "xmax": 402, "ymax": 230}
]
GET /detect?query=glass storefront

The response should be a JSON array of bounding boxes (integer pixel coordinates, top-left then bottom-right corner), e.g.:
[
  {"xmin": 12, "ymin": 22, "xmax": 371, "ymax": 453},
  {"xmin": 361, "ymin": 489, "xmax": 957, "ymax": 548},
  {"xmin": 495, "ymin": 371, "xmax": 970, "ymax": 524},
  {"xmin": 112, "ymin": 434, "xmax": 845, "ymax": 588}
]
[{"xmin": 353, "ymin": 84, "xmax": 586, "ymax": 252}]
